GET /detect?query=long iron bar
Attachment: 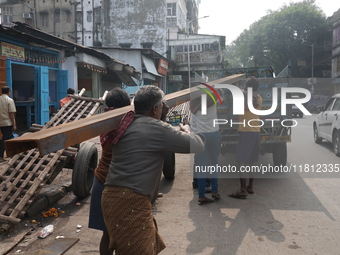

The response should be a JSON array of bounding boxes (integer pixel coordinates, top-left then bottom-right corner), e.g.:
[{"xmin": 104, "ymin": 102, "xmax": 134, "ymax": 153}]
[{"xmin": 5, "ymin": 74, "xmax": 245, "ymax": 156}]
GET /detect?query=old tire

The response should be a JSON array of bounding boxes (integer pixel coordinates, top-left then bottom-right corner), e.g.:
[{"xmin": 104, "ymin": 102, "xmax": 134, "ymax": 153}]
[
  {"xmin": 313, "ymin": 125, "xmax": 322, "ymax": 144},
  {"xmin": 163, "ymin": 152, "xmax": 175, "ymax": 179},
  {"xmin": 333, "ymin": 130, "xmax": 340, "ymax": 157},
  {"xmin": 72, "ymin": 141, "xmax": 98, "ymax": 199},
  {"xmin": 272, "ymin": 142, "xmax": 287, "ymax": 166}
]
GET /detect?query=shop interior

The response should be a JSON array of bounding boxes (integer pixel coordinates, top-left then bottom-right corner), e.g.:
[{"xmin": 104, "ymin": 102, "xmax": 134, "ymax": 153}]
[
  {"xmin": 11, "ymin": 63, "xmax": 57, "ymax": 131},
  {"xmin": 78, "ymin": 67, "xmax": 93, "ymax": 98}
]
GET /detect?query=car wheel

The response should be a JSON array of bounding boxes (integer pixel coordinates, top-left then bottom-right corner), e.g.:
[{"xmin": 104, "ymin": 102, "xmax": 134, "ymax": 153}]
[
  {"xmin": 333, "ymin": 131, "xmax": 340, "ymax": 157},
  {"xmin": 313, "ymin": 125, "xmax": 322, "ymax": 144}
]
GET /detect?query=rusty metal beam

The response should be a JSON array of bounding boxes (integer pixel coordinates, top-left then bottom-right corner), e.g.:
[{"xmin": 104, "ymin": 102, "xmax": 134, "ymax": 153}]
[{"xmin": 5, "ymin": 74, "xmax": 245, "ymax": 156}]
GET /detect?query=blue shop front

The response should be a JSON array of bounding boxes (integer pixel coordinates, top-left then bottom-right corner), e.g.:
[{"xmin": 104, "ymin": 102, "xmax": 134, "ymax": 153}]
[{"xmin": 0, "ymin": 37, "xmax": 68, "ymax": 130}]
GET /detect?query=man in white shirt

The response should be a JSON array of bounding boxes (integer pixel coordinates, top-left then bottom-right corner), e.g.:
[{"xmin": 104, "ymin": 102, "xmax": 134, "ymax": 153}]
[
  {"xmin": 190, "ymin": 91, "xmax": 222, "ymax": 204},
  {"xmin": 0, "ymin": 86, "xmax": 16, "ymax": 161}
]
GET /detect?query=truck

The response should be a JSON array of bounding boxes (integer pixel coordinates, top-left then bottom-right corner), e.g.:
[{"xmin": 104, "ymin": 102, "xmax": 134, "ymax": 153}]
[{"xmin": 216, "ymin": 77, "xmax": 292, "ymax": 166}]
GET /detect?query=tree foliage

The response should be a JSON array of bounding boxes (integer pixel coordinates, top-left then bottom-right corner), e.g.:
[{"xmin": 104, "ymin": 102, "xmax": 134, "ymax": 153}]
[
  {"xmin": 223, "ymin": 44, "xmax": 244, "ymax": 68},
  {"xmin": 230, "ymin": 0, "xmax": 331, "ymax": 75}
]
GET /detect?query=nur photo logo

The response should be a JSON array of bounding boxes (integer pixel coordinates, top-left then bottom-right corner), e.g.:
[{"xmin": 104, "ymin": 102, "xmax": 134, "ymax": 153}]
[
  {"xmin": 197, "ymin": 83, "xmax": 223, "ymax": 115},
  {"xmin": 199, "ymin": 84, "xmax": 312, "ymax": 116}
]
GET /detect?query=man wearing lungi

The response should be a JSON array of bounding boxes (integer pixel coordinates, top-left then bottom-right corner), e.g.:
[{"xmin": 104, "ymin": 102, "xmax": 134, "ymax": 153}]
[{"xmin": 102, "ymin": 85, "xmax": 205, "ymax": 254}]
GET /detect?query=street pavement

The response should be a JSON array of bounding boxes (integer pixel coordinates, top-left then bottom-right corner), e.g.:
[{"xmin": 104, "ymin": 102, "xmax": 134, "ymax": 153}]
[{"xmin": 1, "ymin": 114, "xmax": 340, "ymax": 254}]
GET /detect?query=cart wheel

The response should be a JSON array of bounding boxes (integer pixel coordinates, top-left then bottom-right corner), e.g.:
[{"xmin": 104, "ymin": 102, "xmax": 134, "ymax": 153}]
[
  {"xmin": 72, "ymin": 141, "xmax": 98, "ymax": 199},
  {"xmin": 163, "ymin": 152, "xmax": 175, "ymax": 179}
]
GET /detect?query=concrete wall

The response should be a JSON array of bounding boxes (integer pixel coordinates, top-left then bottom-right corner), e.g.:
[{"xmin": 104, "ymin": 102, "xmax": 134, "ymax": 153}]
[
  {"xmin": 166, "ymin": 0, "xmax": 187, "ymax": 40},
  {"xmin": 102, "ymin": 0, "xmax": 166, "ymax": 55},
  {"xmin": 62, "ymin": 56, "xmax": 78, "ymax": 91},
  {"xmin": 99, "ymin": 48, "xmax": 143, "ymax": 73}
]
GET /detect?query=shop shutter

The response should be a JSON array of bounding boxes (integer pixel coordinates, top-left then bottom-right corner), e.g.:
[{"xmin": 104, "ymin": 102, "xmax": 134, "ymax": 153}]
[
  {"xmin": 57, "ymin": 70, "xmax": 68, "ymax": 101},
  {"xmin": 35, "ymin": 66, "xmax": 49, "ymax": 125}
]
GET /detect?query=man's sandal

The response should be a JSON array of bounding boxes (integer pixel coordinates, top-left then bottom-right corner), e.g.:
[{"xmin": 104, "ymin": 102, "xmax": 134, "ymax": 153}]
[
  {"xmin": 247, "ymin": 186, "xmax": 254, "ymax": 194},
  {"xmin": 212, "ymin": 193, "xmax": 220, "ymax": 200},
  {"xmin": 228, "ymin": 191, "xmax": 247, "ymax": 199},
  {"xmin": 198, "ymin": 197, "xmax": 214, "ymax": 205}
]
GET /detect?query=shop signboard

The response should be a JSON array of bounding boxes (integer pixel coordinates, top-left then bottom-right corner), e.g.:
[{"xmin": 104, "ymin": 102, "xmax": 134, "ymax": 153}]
[
  {"xmin": 1, "ymin": 42, "xmax": 25, "ymax": 62},
  {"xmin": 158, "ymin": 58, "xmax": 168, "ymax": 76},
  {"xmin": 169, "ymin": 75, "xmax": 182, "ymax": 81}
]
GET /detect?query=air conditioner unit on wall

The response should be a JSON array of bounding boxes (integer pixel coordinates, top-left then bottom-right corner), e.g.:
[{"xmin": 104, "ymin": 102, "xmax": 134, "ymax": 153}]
[{"xmin": 23, "ymin": 13, "xmax": 32, "ymax": 19}]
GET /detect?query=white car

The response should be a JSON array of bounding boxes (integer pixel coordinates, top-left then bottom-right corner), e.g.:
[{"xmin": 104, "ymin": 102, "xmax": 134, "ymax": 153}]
[{"xmin": 313, "ymin": 93, "xmax": 340, "ymax": 156}]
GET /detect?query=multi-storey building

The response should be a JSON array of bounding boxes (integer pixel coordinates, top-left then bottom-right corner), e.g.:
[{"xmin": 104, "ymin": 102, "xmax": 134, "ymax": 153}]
[
  {"xmin": 164, "ymin": 0, "xmax": 226, "ymax": 91},
  {"xmin": 167, "ymin": 32, "xmax": 225, "ymax": 91},
  {"xmin": 0, "ymin": 0, "xmax": 76, "ymax": 41},
  {"xmin": 0, "ymin": 0, "xmax": 222, "ymax": 93}
]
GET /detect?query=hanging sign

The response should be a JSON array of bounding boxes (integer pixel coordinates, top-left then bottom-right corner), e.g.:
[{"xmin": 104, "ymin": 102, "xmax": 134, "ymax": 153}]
[{"xmin": 158, "ymin": 58, "xmax": 168, "ymax": 76}]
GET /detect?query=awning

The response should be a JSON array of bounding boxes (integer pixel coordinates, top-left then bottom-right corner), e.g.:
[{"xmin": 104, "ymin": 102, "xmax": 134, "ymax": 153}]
[
  {"xmin": 115, "ymin": 71, "xmax": 138, "ymax": 86},
  {"xmin": 142, "ymin": 55, "xmax": 164, "ymax": 77},
  {"xmin": 142, "ymin": 72, "xmax": 156, "ymax": 81},
  {"xmin": 107, "ymin": 61, "xmax": 140, "ymax": 86}
]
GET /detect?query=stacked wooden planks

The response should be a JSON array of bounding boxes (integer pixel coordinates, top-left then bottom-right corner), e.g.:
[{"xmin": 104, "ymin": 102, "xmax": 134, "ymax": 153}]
[
  {"xmin": 0, "ymin": 90, "xmax": 107, "ymax": 231},
  {"xmin": 166, "ymin": 101, "xmax": 191, "ymax": 126}
]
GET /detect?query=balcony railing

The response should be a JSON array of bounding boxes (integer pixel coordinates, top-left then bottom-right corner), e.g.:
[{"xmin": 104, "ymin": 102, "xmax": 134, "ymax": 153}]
[{"xmin": 175, "ymin": 51, "xmax": 222, "ymax": 64}]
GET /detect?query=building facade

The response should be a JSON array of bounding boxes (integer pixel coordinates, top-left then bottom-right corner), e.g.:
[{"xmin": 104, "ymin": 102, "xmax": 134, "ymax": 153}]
[
  {"xmin": 333, "ymin": 9, "xmax": 340, "ymax": 79},
  {"xmin": 0, "ymin": 1, "xmax": 77, "ymax": 41},
  {"xmin": 101, "ymin": 0, "xmax": 167, "ymax": 56},
  {"xmin": 167, "ymin": 33, "xmax": 225, "ymax": 91},
  {"xmin": 0, "ymin": 0, "xmax": 211, "ymax": 93},
  {"xmin": 0, "ymin": 22, "xmax": 140, "ymax": 129}
]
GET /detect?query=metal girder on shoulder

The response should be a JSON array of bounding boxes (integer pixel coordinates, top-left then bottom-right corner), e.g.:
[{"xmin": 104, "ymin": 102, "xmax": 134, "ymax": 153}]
[{"xmin": 5, "ymin": 74, "xmax": 245, "ymax": 156}]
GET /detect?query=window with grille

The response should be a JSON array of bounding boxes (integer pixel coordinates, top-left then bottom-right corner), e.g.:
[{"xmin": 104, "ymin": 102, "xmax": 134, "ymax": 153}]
[
  {"xmin": 141, "ymin": 42, "xmax": 153, "ymax": 49},
  {"xmin": 55, "ymin": 10, "xmax": 60, "ymax": 23},
  {"xmin": 66, "ymin": 11, "xmax": 71, "ymax": 23},
  {"xmin": 87, "ymin": 11, "xmax": 92, "ymax": 22},
  {"xmin": 176, "ymin": 45, "xmax": 183, "ymax": 52},
  {"xmin": 335, "ymin": 26, "xmax": 340, "ymax": 41},
  {"xmin": 94, "ymin": 7, "xmax": 101, "ymax": 24},
  {"xmin": 2, "ymin": 7, "xmax": 13, "ymax": 24},
  {"xmin": 167, "ymin": 3, "xmax": 176, "ymax": 17},
  {"xmin": 76, "ymin": 11, "xmax": 83, "ymax": 24},
  {"xmin": 40, "ymin": 13, "xmax": 49, "ymax": 27}
]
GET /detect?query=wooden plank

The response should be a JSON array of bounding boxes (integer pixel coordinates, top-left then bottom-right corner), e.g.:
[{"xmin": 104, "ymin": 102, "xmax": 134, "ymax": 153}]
[
  {"xmin": 72, "ymin": 101, "xmax": 95, "ymax": 121},
  {"xmin": 37, "ymin": 238, "xmax": 80, "ymax": 255},
  {"xmin": 0, "ymin": 154, "xmax": 21, "ymax": 177},
  {"xmin": 45, "ymin": 89, "xmax": 85, "ymax": 129},
  {"xmin": 0, "ymin": 150, "xmax": 36, "ymax": 194},
  {"xmin": 0, "ymin": 214, "xmax": 21, "ymax": 225},
  {"xmin": 52, "ymin": 99, "xmax": 86, "ymax": 127},
  {"xmin": 0, "ymin": 153, "xmax": 47, "ymax": 215},
  {"xmin": 0, "ymin": 228, "xmax": 31, "ymax": 255},
  {"xmin": 5, "ymin": 74, "xmax": 245, "ymax": 156},
  {"xmin": 9, "ymin": 151, "xmax": 62, "ymax": 219},
  {"xmin": 0, "ymin": 93, "xmax": 106, "ymax": 230}
]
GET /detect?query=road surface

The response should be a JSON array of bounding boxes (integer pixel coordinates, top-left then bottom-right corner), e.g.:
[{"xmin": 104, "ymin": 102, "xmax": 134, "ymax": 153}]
[{"xmin": 2, "ymin": 114, "xmax": 340, "ymax": 255}]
